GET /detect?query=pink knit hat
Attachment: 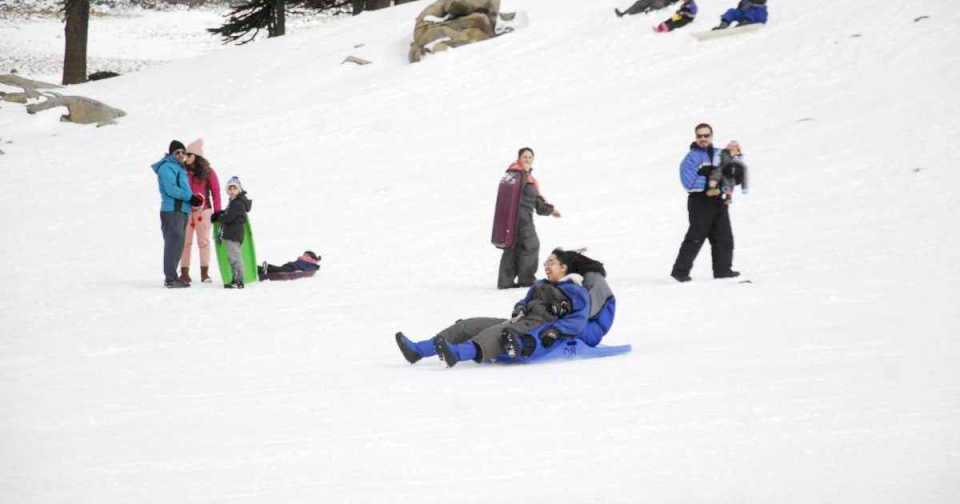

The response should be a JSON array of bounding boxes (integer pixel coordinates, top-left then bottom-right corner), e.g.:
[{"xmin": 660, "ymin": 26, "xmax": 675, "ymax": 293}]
[{"xmin": 186, "ymin": 138, "xmax": 205, "ymax": 157}]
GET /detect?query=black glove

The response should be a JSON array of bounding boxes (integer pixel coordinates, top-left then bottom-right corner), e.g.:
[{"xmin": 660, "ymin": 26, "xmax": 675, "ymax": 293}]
[
  {"xmin": 189, "ymin": 194, "xmax": 203, "ymax": 207},
  {"xmin": 540, "ymin": 328, "xmax": 561, "ymax": 348},
  {"xmin": 721, "ymin": 163, "xmax": 736, "ymax": 177},
  {"xmin": 511, "ymin": 304, "xmax": 526, "ymax": 319},
  {"xmin": 210, "ymin": 211, "xmax": 222, "ymax": 222},
  {"xmin": 549, "ymin": 300, "xmax": 571, "ymax": 318},
  {"xmin": 697, "ymin": 164, "xmax": 716, "ymax": 177}
]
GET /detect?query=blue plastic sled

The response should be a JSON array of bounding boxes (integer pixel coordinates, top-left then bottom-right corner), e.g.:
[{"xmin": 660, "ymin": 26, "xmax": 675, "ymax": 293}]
[{"xmin": 497, "ymin": 339, "xmax": 632, "ymax": 364}]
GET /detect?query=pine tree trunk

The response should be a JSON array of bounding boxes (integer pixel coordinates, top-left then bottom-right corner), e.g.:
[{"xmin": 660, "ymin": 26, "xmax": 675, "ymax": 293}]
[
  {"xmin": 352, "ymin": 0, "xmax": 365, "ymax": 15},
  {"xmin": 269, "ymin": 0, "xmax": 285, "ymax": 37},
  {"xmin": 63, "ymin": 0, "xmax": 90, "ymax": 85},
  {"xmin": 365, "ymin": 0, "xmax": 392, "ymax": 11}
]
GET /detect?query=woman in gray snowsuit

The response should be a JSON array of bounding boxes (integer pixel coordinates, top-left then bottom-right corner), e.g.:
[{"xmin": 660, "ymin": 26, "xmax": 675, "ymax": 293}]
[{"xmin": 498, "ymin": 147, "xmax": 562, "ymax": 289}]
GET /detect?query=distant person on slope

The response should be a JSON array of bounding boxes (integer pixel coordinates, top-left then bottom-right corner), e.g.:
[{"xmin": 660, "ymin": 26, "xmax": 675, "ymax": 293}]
[
  {"xmin": 713, "ymin": 0, "xmax": 768, "ymax": 30},
  {"xmin": 396, "ymin": 249, "xmax": 592, "ymax": 367},
  {"xmin": 670, "ymin": 123, "xmax": 746, "ymax": 282},
  {"xmin": 178, "ymin": 139, "xmax": 222, "ymax": 285},
  {"xmin": 497, "ymin": 147, "xmax": 562, "ymax": 289},
  {"xmin": 615, "ymin": 0, "xmax": 679, "ymax": 18},
  {"xmin": 152, "ymin": 140, "xmax": 201, "ymax": 288},
  {"xmin": 211, "ymin": 177, "xmax": 252, "ymax": 289},
  {"xmin": 654, "ymin": 0, "xmax": 697, "ymax": 32}
]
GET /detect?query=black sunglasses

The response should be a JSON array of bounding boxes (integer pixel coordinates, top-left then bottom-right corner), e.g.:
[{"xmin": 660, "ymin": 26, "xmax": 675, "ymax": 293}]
[{"xmin": 696, "ymin": 133, "xmax": 712, "ymax": 139}]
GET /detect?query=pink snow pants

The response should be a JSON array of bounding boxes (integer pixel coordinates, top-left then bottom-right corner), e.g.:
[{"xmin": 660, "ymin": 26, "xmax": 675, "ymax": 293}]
[{"xmin": 181, "ymin": 207, "xmax": 213, "ymax": 268}]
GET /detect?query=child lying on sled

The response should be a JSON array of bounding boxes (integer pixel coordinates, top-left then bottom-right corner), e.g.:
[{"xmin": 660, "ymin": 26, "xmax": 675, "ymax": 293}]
[{"xmin": 257, "ymin": 250, "xmax": 320, "ymax": 281}]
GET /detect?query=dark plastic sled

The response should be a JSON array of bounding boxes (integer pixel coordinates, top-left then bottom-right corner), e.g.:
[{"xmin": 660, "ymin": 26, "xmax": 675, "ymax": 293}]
[
  {"xmin": 491, "ymin": 170, "xmax": 525, "ymax": 249},
  {"xmin": 264, "ymin": 269, "xmax": 316, "ymax": 281}
]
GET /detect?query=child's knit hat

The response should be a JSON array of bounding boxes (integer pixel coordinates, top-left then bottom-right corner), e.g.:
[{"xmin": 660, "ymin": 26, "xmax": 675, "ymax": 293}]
[{"xmin": 226, "ymin": 176, "xmax": 243, "ymax": 191}]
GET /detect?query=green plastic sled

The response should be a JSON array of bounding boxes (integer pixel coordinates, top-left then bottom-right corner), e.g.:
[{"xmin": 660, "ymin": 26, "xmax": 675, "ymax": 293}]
[{"xmin": 213, "ymin": 220, "xmax": 258, "ymax": 285}]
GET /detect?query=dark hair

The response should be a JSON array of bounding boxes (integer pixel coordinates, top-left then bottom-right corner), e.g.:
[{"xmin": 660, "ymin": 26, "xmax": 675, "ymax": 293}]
[
  {"xmin": 517, "ymin": 147, "xmax": 535, "ymax": 159},
  {"xmin": 694, "ymin": 123, "xmax": 713, "ymax": 134},
  {"xmin": 551, "ymin": 248, "xmax": 606, "ymax": 277},
  {"xmin": 304, "ymin": 250, "xmax": 319, "ymax": 261},
  {"xmin": 189, "ymin": 154, "xmax": 210, "ymax": 180}
]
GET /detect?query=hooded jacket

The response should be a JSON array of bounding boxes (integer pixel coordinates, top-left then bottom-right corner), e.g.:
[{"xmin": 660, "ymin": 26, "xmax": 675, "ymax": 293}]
[
  {"xmin": 151, "ymin": 154, "xmax": 193, "ymax": 214},
  {"xmin": 216, "ymin": 191, "xmax": 252, "ymax": 243}
]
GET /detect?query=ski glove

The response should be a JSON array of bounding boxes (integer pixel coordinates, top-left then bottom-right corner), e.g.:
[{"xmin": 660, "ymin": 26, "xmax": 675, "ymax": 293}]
[
  {"xmin": 512, "ymin": 304, "xmax": 526, "ymax": 319},
  {"xmin": 549, "ymin": 300, "xmax": 572, "ymax": 318},
  {"xmin": 697, "ymin": 164, "xmax": 716, "ymax": 177},
  {"xmin": 540, "ymin": 328, "xmax": 562, "ymax": 348},
  {"xmin": 210, "ymin": 211, "xmax": 222, "ymax": 222},
  {"xmin": 189, "ymin": 195, "xmax": 203, "ymax": 207}
]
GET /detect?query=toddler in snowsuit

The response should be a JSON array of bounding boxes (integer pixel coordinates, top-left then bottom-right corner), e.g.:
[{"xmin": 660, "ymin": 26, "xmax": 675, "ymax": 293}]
[
  {"xmin": 258, "ymin": 251, "xmax": 321, "ymax": 281},
  {"xmin": 211, "ymin": 176, "xmax": 252, "ymax": 289},
  {"xmin": 714, "ymin": 0, "xmax": 768, "ymax": 30},
  {"xmin": 655, "ymin": 0, "xmax": 697, "ymax": 32}
]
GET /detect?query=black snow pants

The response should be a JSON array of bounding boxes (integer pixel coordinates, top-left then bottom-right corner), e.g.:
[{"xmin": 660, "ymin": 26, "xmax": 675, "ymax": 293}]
[{"xmin": 671, "ymin": 192, "xmax": 734, "ymax": 277}]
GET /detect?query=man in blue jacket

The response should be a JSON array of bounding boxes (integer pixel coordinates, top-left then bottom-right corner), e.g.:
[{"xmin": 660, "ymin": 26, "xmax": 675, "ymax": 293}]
[
  {"xmin": 670, "ymin": 123, "xmax": 744, "ymax": 282},
  {"xmin": 152, "ymin": 140, "xmax": 200, "ymax": 288},
  {"xmin": 395, "ymin": 249, "xmax": 593, "ymax": 367}
]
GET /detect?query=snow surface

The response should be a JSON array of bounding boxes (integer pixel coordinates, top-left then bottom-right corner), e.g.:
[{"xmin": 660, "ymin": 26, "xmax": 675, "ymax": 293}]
[{"xmin": 1, "ymin": 0, "xmax": 959, "ymax": 502}]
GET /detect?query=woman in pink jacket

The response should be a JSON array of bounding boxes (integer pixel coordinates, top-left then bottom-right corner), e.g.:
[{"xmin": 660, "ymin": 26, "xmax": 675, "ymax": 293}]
[{"xmin": 179, "ymin": 139, "xmax": 222, "ymax": 284}]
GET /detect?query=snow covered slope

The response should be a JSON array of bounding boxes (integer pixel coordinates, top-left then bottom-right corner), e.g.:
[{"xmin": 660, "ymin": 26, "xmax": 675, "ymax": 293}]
[{"xmin": 1, "ymin": 1, "xmax": 959, "ymax": 502}]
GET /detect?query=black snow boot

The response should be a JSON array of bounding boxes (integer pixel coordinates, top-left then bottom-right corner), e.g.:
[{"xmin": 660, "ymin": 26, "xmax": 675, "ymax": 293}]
[
  {"xmin": 712, "ymin": 21, "xmax": 730, "ymax": 30},
  {"xmin": 395, "ymin": 332, "xmax": 423, "ymax": 364},
  {"xmin": 714, "ymin": 270, "xmax": 741, "ymax": 279},
  {"xmin": 434, "ymin": 337, "xmax": 460, "ymax": 368}
]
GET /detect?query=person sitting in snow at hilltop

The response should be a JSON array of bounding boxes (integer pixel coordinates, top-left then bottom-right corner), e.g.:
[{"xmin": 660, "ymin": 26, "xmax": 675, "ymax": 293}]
[
  {"xmin": 257, "ymin": 251, "xmax": 321, "ymax": 281},
  {"xmin": 713, "ymin": 0, "xmax": 768, "ymax": 30},
  {"xmin": 211, "ymin": 177, "xmax": 252, "ymax": 289},
  {"xmin": 654, "ymin": 0, "xmax": 697, "ymax": 32},
  {"xmin": 615, "ymin": 0, "xmax": 679, "ymax": 18},
  {"xmin": 395, "ymin": 249, "xmax": 596, "ymax": 368}
]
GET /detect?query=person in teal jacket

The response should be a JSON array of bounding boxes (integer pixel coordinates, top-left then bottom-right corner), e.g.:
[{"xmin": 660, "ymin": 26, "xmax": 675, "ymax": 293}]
[{"xmin": 152, "ymin": 140, "xmax": 200, "ymax": 288}]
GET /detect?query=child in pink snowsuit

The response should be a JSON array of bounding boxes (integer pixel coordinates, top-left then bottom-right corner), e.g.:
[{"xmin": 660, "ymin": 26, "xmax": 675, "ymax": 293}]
[{"xmin": 179, "ymin": 139, "xmax": 222, "ymax": 284}]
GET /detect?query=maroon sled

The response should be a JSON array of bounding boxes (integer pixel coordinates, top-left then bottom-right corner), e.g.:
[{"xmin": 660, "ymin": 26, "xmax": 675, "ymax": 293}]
[
  {"xmin": 491, "ymin": 170, "xmax": 525, "ymax": 249},
  {"xmin": 265, "ymin": 270, "xmax": 316, "ymax": 281}
]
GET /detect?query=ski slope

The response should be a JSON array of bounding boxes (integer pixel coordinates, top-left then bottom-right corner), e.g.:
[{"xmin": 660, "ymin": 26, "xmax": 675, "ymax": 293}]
[{"xmin": 1, "ymin": 0, "xmax": 959, "ymax": 502}]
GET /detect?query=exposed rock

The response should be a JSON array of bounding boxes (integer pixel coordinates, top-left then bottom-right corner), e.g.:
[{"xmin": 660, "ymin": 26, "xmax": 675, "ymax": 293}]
[
  {"xmin": 409, "ymin": 0, "xmax": 501, "ymax": 63},
  {"xmin": 88, "ymin": 70, "xmax": 121, "ymax": 81},
  {"xmin": 0, "ymin": 74, "xmax": 62, "ymax": 99},
  {"xmin": 342, "ymin": 55, "xmax": 372, "ymax": 65},
  {"xmin": 26, "ymin": 94, "xmax": 127, "ymax": 126}
]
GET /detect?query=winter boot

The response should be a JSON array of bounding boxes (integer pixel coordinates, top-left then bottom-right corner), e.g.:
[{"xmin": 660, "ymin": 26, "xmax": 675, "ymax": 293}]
[
  {"xmin": 614, "ymin": 8, "xmax": 624, "ymax": 17},
  {"xmin": 200, "ymin": 266, "xmax": 212, "ymax": 283},
  {"xmin": 502, "ymin": 330, "xmax": 536, "ymax": 358},
  {"xmin": 180, "ymin": 267, "xmax": 191, "ymax": 284},
  {"xmin": 671, "ymin": 271, "xmax": 692, "ymax": 283},
  {"xmin": 395, "ymin": 332, "xmax": 439, "ymax": 364},
  {"xmin": 434, "ymin": 337, "xmax": 478, "ymax": 368},
  {"xmin": 712, "ymin": 21, "xmax": 730, "ymax": 30},
  {"xmin": 165, "ymin": 279, "xmax": 190, "ymax": 289},
  {"xmin": 714, "ymin": 270, "xmax": 741, "ymax": 279},
  {"xmin": 654, "ymin": 22, "xmax": 669, "ymax": 33},
  {"xmin": 236, "ymin": 277, "xmax": 245, "ymax": 289}
]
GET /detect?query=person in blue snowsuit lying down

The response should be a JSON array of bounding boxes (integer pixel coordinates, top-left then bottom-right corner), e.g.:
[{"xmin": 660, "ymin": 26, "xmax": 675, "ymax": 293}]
[
  {"xmin": 713, "ymin": 0, "xmax": 767, "ymax": 30},
  {"xmin": 395, "ymin": 249, "xmax": 616, "ymax": 367}
]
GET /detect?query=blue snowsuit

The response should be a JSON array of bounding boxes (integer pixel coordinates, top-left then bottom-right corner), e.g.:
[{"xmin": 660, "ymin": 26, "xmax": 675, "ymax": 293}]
[
  {"xmin": 579, "ymin": 296, "xmax": 616, "ymax": 347},
  {"xmin": 399, "ymin": 276, "xmax": 591, "ymax": 363},
  {"xmin": 721, "ymin": 0, "xmax": 768, "ymax": 25}
]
